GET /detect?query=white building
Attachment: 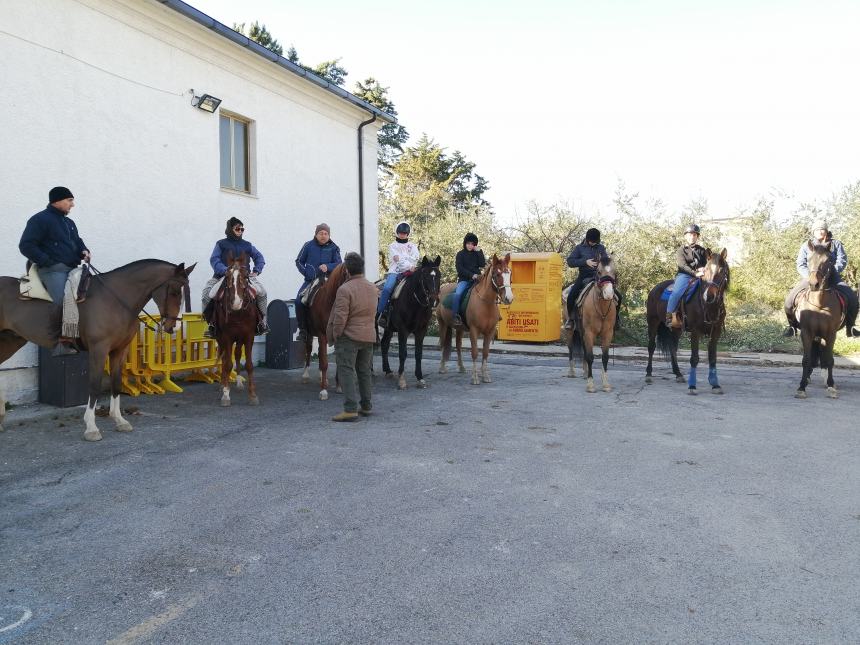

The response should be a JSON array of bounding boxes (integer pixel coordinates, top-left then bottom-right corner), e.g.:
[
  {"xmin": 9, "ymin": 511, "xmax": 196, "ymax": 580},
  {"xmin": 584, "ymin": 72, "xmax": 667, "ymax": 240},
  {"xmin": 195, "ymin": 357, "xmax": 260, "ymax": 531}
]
[{"xmin": 0, "ymin": 0, "xmax": 393, "ymax": 403}]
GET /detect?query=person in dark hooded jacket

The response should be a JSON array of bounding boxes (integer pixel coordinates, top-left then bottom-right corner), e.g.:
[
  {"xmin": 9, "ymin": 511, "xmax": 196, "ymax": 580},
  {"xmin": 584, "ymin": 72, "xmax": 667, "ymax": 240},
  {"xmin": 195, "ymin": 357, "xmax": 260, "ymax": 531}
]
[
  {"xmin": 294, "ymin": 223, "xmax": 342, "ymax": 342},
  {"xmin": 564, "ymin": 228, "xmax": 618, "ymax": 330},
  {"xmin": 202, "ymin": 217, "xmax": 268, "ymax": 336},
  {"xmin": 451, "ymin": 233, "xmax": 486, "ymax": 327}
]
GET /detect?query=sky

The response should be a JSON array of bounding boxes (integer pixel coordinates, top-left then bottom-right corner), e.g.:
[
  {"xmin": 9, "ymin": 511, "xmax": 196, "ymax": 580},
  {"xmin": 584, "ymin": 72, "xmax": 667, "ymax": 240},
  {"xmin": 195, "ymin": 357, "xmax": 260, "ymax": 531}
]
[{"xmin": 191, "ymin": 0, "xmax": 860, "ymax": 225}]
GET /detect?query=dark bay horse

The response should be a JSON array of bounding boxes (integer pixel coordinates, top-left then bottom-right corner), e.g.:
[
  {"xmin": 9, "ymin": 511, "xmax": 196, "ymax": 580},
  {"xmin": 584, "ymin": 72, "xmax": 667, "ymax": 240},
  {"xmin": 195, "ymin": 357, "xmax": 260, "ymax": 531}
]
[
  {"xmin": 0, "ymin": 259, "xmax": 195, "ymax": 441},
  {"xmin": 794, "ymin": 242, "xmax": 842, "ymax": 399},
  {"xmin": 437, "ymin": 253, "xmax": 513, "ymax": 385},
  {"xmin": 645, "ymin": 249, "xmax": 729, "ymax": 395},
  {"xmin": 380, "ymin": 256, "xmax": 441, "ymax": 390},
  {"xmin": 302, "ymin": 262, "xmax": 348, "ymax": 400},
  {"xmin": 564, "ymin": 258, "xmax": 618, "ymax": 392},
  {"xmin": 215, "ymin": 254, "xmax": 259, "ymax": 407}
]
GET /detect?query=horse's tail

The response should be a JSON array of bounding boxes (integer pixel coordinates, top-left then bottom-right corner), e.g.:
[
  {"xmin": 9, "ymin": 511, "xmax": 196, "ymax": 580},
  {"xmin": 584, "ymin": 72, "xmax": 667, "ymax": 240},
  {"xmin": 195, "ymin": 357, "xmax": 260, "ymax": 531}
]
[
  {"xmin": 655, "ymin": 323, "xmax": 678, "ymax": 362},
  {"xmin": 570, "ymin": 328, "xmax": 584, "ymax": 359},
  {"xmin": 809, "ymin": 336, "xmax": 821, "ymax": 368}
]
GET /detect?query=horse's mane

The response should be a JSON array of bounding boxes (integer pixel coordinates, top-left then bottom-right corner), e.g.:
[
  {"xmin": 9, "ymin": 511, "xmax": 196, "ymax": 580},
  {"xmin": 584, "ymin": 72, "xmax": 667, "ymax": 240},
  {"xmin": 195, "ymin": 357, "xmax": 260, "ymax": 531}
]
[
  {"xmin": 312, "ymin": 263, "xmax": 349, "ymax": 309},
  {"xmin": 102, "ymin": 259, "xmax": 177, "ymax": 274}
]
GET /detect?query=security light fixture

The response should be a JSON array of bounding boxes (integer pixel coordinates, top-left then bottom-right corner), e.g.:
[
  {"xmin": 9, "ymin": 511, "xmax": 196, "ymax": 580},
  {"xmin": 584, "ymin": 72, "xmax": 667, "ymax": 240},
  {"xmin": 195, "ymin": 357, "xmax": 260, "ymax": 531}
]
[{"xmin": 192, "ymin": 93, "xmax": 222, "ymax": 113}]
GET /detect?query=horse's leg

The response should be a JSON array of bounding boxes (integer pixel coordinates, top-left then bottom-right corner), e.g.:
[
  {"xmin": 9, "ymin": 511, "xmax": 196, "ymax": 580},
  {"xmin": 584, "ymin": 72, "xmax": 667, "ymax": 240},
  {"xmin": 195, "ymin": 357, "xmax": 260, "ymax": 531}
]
[
  {"xmin": 670, "ymin": 333, "xmax": 684, "ymax": 382},
  {"xmin": 319, "ymin": 333, "xmax": 329, "ymax": 400},
  {"xmin": 600, "ymin": 325, "xmax": 612, "ymax": 393},
  {"xmin": 301, "ymin": 336, "xmax": 312, "ymax": 384},
  {"xmin": 381, "ymin": 326, "xmax": 393, "ymax": 377},
  {"xmin": 0, "ymin": 333, "xmax": 28, "ymax": 432},
  {"xmin": 246, "ymin": 336, "xmax": 259, "ymax": 405},
  {"xmin": 83, "ymin": 344, "xmax": 109, "ymax": 441},
  {"xmin": 438, "ymin": 321, "xmax": 450, "ymax": 374},
  {"xmin": 707, "ymin": 333, "xmax": 723, "ymax": 394},
  {"xmin": 825, "ymin": 337, "xmax": 838, "ymax": 399},
  {"xmin": 687, "ymin": 333, "xmax": 699, "ymax": 395},
  {"xmin": 584, "ymin": 329, "xmax": 596, "ymax": 393},
  {"xmin": 645, "ymin": 317, "xmax": 656, "ymax": 383},
  {"xmin": 469, "ymin": 329, "xmax": 481, "ymax": 385},
  {"xmin": 796, "ymin": 331, "xmax": 813, "ymax": 398},
  {"xmin": 219, "ymin": 342, "xmax": 232, "ymax": 406},
  {"xmin": 457, "ymin": 329, "xmax": 466, "ymax": 374},
  {"xmin": 397, "ymin": 328, "xmax": 409, "ymax": 390},
  {"xmin": 481, "ymin": 332, "xmax": 492, "ymax": 383},
  {"xmin": 108, "ymin": 346, "xmax": 133, "ymax": 432},
  {"xmin": 415, "ymin": 330, "xmax": 427, "ymax": 388},
  {"xmin": 233, "ymin": 342, "xmax": 245, "ymax": 390}
]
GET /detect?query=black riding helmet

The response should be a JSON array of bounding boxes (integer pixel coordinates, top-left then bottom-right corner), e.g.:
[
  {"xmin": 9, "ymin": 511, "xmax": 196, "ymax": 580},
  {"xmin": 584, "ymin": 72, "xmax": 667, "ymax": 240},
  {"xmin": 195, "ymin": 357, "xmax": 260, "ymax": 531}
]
[
  {"xmin": 684, "ymin": 224, "xmax": 701, "ymax": 235},
  {"xmin": 585, "ymin": 228, "xmax": 601, "ymax": 244},
  {"xmin": 395, "ymin": 221, "xmax": 411, "ymax": 236},
  {"xmin": 463, "ymin": 232, "xmax": 479, "ymax": 249}
]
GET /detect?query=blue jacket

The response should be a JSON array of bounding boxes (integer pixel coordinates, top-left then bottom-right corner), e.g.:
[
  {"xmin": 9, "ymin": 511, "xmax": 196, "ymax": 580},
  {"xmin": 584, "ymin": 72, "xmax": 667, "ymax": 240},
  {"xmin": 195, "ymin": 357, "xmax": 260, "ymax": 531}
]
[
  {"xmin": 210, "ymin": 238, "xmax": 265, "ymax": 277},
  {"xmin": 19, "ymin": 205, "xmax": 88, "ymax": 268},
  {"xmin": 796, "ymin": 236, "xmax": 847, "ymax": 279},
  {"xmin": 566, "ymin": 240, "xmax": 609, "ymax": 281},
  {"xmin": 295, "ymin": 239, "xmax": 342, "ymax": 282}
]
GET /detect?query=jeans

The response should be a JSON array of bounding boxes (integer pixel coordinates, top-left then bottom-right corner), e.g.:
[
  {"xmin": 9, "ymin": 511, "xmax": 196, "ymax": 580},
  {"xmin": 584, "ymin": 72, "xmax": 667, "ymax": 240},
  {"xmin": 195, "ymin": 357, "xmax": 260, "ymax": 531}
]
[
  {"xmin": 335, "ymin": 336, "xmax": 373, "ymax": 412},
  {"xmin": 666, "ymin": 273, "xmax": 693, "ymax": 314},
  {"xmin": 38, "ymin": 263, "xmax": 73, "ymax": 305},
  {"xmin": 451, "ymin": 280, "xmax": 470, "ymax": 317},
  {"xmin": 377, "ymin": 273, "xmax": 398, "ymax": 314}
]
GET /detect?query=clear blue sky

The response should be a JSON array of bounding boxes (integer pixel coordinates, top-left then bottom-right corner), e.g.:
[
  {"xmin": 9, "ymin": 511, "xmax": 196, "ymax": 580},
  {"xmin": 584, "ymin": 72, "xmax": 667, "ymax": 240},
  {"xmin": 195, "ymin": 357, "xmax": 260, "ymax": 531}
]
[{"xmin": 191, "ymin": 0, "xmax": 860, "ymax": 223}]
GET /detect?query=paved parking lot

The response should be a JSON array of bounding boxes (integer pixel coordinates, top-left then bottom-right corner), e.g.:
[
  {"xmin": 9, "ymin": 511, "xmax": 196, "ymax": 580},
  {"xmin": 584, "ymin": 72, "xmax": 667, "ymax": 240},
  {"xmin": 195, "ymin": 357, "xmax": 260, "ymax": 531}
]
[{"xmin": 2, "ymin": 351, "xmax": 859, "ymax": 643}]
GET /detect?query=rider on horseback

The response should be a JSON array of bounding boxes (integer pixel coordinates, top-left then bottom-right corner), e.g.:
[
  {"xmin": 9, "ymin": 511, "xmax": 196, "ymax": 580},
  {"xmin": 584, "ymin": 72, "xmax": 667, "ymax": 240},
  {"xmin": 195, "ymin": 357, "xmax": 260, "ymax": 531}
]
[
  {"xmin": 19, "ymin": 186, "xmax": 91, "ymax": 356},
  {"xmin": 202, "ymin": 217, "xmax": 268, "ymax": 337},
  {"xmin": 665, "ymin": 224, "xmax": 707, "ymax": 329},
  {"xmin": 294, "ymin": 223, "xmax": 342, "ymax": 343},
  {"xmin": 451, "ymin": 233, "xmax": 486, "ymax": 328},
  {"xmin": 783, "ymin": 220, "xmax": 859, "ymax": 337},
  {"xmin": 376, "ymin": 221, "xmax": 420, "ymax": 329},
  {"xmin": 564, "ymin": 228, "xmax": 622, "ymax": 330}
]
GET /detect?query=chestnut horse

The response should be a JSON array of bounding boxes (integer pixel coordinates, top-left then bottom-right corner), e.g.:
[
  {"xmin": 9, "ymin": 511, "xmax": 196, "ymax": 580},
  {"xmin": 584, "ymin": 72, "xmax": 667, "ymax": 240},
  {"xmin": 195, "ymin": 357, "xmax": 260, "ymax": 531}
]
[
  {"xmin": 564, "ymin": 257, "xmax": 618, "ymax": 392},
  {"xmin": 645, "ymin": 248, "xmax": 729, "ymax": 395},
  {"xmin": 215, "ymin": 254, "xmax": 259, "ymax": 407},
  {"xmin": 0, "ymin": 259, "xmax": 194, "ymax": 441},
  {"xmin": 793, "ymin": 242, "xmax": 842, "ymax": 399},
  {"xmin": 437, "ymin": 253, "xmax": 513, "ymax": 385},
  {"xmin": 302, "ymin": 262, "xmax": 348, "ymax": 400}
]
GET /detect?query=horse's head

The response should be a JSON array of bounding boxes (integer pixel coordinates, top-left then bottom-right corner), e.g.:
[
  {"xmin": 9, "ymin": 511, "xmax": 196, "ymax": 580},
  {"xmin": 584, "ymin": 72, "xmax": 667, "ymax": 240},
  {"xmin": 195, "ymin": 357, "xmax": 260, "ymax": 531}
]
[
  {"xmin": 417, "ymin": 255, "xmax": 442, "ymax": 308},
  {"xmin": 152, "ymin": 262, "xmax": 196, "ymax": 333},
  {"xmin": 596, "ymin": 255, "xmax": 617, "ymax": 300},
  {"xmin": 702, "ymin": 248, "xmax": 729, "ymax": 304},
  {"xmin": 224, "ymin": 252, "xmax": 250, "ymax": 312},
  {"xmin": 806, "ymin": 241, "xmax": 834, "ymax": 292},
  {"xmin": 488, "ymin": 253, "xmax": 513, "ymax": 305}
]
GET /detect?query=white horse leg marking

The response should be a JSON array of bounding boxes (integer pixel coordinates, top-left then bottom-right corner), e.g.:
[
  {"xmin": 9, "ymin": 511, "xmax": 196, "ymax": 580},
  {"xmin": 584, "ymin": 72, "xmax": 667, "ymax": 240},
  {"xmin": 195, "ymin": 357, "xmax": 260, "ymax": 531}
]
[
  {"xmin": 302, "ymin": 366, "xmax": 310, "ymax": 383},
  {"xmin": 220, "ymin": 386, "xmax": 231, "ymax": 407},
  {"xmin": 83, "ymin": 397, "xmax": 102, "ymax": 441},
  {"xmin": 109, "ymin": 394, "xmax": 133, "ymax": 432},
  {"xmin": 319, "ymin": 389, "xmax": 328, "ymax": 401},
  {"xmin": 481, "ymin": 358, "xmax": 492, "ymax": 383},
  {"xmin": 567, "ymin": 359, "xmax": 576, "ymax": 378},
  {"xmin": 235, "ymin": 374, "xmax": 245, "ymax": 390},
  {"xmin": 398, "ymin": 374, "xmax": 408, "ymax": 390},
  {"xmin": 471, "ymin": 356, "xmax": 480, "ymax": 385},
  {"xmin": 601, "ymin": 368, "xmax": 611, "ymax": 392}
]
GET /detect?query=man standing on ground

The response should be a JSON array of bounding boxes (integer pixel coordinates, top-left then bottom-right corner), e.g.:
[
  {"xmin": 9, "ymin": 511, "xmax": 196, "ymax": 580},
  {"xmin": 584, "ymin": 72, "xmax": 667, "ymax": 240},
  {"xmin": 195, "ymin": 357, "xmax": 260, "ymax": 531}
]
[{"xmin": 327, "ymin": 252, "xmax": 377, "ymax": 422}]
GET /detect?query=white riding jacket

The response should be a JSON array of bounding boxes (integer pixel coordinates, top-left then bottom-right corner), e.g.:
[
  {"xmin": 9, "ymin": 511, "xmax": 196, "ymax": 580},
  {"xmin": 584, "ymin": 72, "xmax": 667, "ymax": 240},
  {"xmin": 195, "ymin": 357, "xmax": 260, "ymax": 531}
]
[{"xmin": 387, "ymin": 240, "xmax": 420, "ymax": 274}]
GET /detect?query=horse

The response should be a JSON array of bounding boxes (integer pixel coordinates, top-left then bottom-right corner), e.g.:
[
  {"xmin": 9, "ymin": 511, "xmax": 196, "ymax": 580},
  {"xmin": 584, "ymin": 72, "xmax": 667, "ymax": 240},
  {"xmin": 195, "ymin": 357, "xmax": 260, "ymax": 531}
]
[
  {"xmin": 214, "ymin": 253, "xmax": 259, "ymax": 407},
  {"xmin": 645, "ymin": 249, "xmax": 729, "ymax": 395},
  {"xmin": 0, "ymin": 259, "xmax": 195, "ymax": 441},
  {"xmin": 563, "ymin": 257, "xmax": 618, "ymax": 392},
  {"xmin": 793, "ymin": 242, "xmax": 842, "ymax": 399},
  {"xmin": 379, "ymin": 255, "xmax": 442, "ymax": 390},
  {"xmin": 437, "ymin": 253, "xmax": 513, "ymax": 385},
  {"xmin": 302, "ymin": 262, "xmax": 348, "ymax": 400}
]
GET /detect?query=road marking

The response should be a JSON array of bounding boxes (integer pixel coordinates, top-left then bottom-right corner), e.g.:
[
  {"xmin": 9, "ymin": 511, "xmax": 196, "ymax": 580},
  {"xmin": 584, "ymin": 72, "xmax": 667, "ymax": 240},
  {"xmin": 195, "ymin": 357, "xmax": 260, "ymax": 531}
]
[
  {"xmin": 106, "ymin": 594, "xmax": 201, "ymax": 645},
  {"xmin": 0, "ymin": 607, "xmax": 33, "ymax": 633}
]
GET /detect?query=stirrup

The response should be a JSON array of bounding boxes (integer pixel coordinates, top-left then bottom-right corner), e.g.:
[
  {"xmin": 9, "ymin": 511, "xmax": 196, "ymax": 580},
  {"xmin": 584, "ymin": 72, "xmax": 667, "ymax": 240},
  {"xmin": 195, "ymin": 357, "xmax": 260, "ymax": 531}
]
[
  {"xmin": 782, "ymin": 326, "xmax": 797, "ymax": 338},
  {"xmin": 563, "ymin": 318, "xmax": 574, "ymax": 331},
  {"xmin": 453, "ymin": 315, "xmax": 464, "ymax": 328},
  {"xmin": 377, "ymin": 313, "xmax": 388, "ymax": 328},
  {"xmin": 257, "ymin": 321, "xmax": 270, "ymax": 335},
  {"xmin": 296, "ymin": 328, "xmax": 308, "ymax": 342},
  {"xmin": 203, "ymin": 324, "xmax": 216, "ymax": 339},
  {"xmin": 846, "ymin": 326, "xmax": 859, "ymax": 338}
]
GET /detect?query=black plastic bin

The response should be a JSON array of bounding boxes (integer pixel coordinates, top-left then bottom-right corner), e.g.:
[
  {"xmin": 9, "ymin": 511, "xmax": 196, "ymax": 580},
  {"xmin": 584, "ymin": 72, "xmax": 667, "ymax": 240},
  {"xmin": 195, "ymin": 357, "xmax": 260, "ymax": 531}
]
[
  {"xmin": 38, "ymin": 347, "xmax": 90, "ymax": 407},
  {"xmin": 266, "ymin": 299, "xmax": 304, "ymax": 369}
]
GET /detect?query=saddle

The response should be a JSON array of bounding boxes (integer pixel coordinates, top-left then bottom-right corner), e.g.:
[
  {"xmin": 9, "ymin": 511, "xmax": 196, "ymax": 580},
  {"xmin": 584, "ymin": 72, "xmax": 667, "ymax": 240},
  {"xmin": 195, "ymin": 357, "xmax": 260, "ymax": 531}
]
[
  {"xmin": 792, "ymin": 288, "xmax": 846, "ymax": 327},
  {"xmin": 19, "ymin": 263, "xmax": 91, "ymax": 304},
  {"xmin": 374, "ymin": 272, "xmax": 413, "ymax": 302},
  {"xmin": 441, "ymin": 283, "xmax": 476, "ymax": 325},
  {"xmin": 660, "ymin": 278, "xmax": 700, "ymax": 303},
  {"xmin": 300, "ymin": 276, "xmax": 326, "ymax": 306}
]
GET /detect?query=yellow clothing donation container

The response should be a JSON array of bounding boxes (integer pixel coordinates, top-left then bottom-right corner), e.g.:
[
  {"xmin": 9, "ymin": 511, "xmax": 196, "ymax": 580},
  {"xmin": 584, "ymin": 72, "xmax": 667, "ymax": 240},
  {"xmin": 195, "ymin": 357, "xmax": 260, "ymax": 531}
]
[{"xmin": 498, "ymin": 252, "xmax": 563, "ymax": 342}]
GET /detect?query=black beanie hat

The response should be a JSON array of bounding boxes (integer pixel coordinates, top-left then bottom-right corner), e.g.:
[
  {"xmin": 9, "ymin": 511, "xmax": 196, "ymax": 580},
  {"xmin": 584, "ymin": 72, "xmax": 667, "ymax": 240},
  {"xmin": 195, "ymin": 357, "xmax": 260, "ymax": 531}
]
[
  {"xmin": 225, "ymin": 217, "xmax": 244, "ymax": 238},
  {"xmin": 463, "ymin": 232, "xmax": 479, "ymax": 248},
  {"xmin": 49, "ymin": 186, "xmax": 74, "ymax": 203},
  {"xmin": 585, "ymin": 228, "xmax": 601, "ymax": 243}
]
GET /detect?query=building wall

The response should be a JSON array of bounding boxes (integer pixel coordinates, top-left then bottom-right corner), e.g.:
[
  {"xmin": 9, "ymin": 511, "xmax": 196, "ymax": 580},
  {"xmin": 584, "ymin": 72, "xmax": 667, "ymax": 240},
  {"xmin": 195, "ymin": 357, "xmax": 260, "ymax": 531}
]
[{"xmin": 0, "ymin": 0, "xmax": 382, "ymax": 402}]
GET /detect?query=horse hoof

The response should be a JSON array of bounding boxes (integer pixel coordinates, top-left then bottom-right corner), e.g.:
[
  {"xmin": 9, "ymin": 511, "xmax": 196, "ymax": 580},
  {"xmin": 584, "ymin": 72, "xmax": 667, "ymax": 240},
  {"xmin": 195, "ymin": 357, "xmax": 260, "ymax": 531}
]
[
  {"xmin": 439, "ymin": 366, "xmax": 448, "ymax": 374},
  {"xmin": 586, "ymin": 385, "xmax": 596, "ymax": 393},
  {"xmin": 458, "ymin": 366, "xmax": 466, "ymax": 374},
  {"xmin": 471, "ymin": 377, "xmax": 481, "ymax": 385},
  {"xmin": 220, "ymin": 399, "xmax": 231, "ymax": 407},
  {"xmin": 301, "ymin": 376, "xmax": 310, "ymax": 384},
  {"xmin": 482, "ymin": 376, "xmax": 492, "ymax": 383},
  {"xmin": 795, "ymin": 390, "xmax": 807, "ymax": 399},
  {"xmin": 416, "ymin": 380, "xmax": 428, "ymax": 389},
  {"xmin": 603, "ymin": 385, "xmax": 612, "ymax": 392},
  {"xmin": 336, "ymin": 386, "xmax": 343, "ymax": 394},
  {"xmin": 249, "ymin": 396, "xmax": 260, "ymax": 406},
  {"xmin": 675, "ymin": 376, "xmax": 685, "ymax": 383},
  {"xmin": 687, "ymin": 388, "xmax": 697, "ymax": 396},
  {"xmin": 827, "ymin": 387, "xmax": 838, "ymax": 399},
  {"xmin": 645, "ymin": 376, "xmax": 652, "ymax": 384},
  {"xmin": 385, "ymin": 372, "xmax": 394, "ymax": 379},
  {"xmin": 235, "ymin": 376, "xmax": 245, "ymax": 390},
  {"xmin": 712, "ymin": 387, "xmax": 724, "ymax": 395},
  {"xmin": 319, "ymin": 390, "xmax": 329, "ymax": 401},
  {"xmin": 83, "ymin": 430, "xmax": 102, "ymax": 442},
  {"xmin": 115, "ymin": 421, "xmax": 133, "ymax": 433}
]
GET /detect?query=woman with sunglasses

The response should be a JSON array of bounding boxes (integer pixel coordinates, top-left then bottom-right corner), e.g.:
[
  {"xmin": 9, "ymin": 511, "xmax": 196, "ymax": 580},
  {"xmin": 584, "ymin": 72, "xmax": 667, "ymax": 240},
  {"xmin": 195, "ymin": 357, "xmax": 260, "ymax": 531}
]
[{"xmin": 202, "ymin": 217, "xmax": 268, "ymax": 336}]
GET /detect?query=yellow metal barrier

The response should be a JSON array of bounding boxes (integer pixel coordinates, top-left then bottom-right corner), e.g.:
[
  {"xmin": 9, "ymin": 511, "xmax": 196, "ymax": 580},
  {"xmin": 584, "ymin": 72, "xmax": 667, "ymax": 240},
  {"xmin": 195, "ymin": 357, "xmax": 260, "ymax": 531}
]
[{"xmin": 107, "ymin": 313, "xmax": 239, "ymax": 396}]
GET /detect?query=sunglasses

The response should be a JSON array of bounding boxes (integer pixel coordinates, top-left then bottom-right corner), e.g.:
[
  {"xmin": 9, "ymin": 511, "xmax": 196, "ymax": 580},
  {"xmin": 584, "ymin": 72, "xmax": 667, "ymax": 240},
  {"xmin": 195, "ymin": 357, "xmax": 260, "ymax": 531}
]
[{"xmin": 234, "ymin": 226, "xmax": 245, "ymax": 232}]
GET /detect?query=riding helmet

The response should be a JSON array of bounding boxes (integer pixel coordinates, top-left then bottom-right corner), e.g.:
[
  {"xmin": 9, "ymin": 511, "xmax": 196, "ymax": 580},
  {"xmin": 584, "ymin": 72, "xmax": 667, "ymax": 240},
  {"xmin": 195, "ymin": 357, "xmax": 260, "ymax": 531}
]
[
  {"xmin": 684, "ymin": 224, "xmax": 701, "ymax": 235},
  {"xmin": 585, "ymin": 228, "xmax": 601, "ymax": 244},
  {"xmin": 395, "ymin": 221, "xmax": 411, "ymax": 236},
  {"xmin": 463, "ymin": 232, "xmax": 479, "ymax": 247}
]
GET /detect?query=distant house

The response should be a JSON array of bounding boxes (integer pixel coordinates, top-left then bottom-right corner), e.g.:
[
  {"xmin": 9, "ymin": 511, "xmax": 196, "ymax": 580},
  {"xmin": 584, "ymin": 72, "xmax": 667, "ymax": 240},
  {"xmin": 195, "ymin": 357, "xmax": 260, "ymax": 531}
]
[{"xmin": 0, "ymin": 0, "xmax": 394, "ymax": 402}]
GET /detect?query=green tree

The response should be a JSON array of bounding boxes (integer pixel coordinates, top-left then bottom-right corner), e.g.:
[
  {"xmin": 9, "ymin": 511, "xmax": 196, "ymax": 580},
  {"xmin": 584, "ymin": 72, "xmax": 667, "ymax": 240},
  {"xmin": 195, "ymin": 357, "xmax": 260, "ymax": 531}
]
[
  {"xmin": 232, "ymin": 21, "xmax": 283, "ymax": 56},
  {"xmin": 311, "ymin": 59, "xmax": 348, "ymax": 86},
  {"xmin": 353, "ymin": 78, "xmax": 409, "ymax": 169}
]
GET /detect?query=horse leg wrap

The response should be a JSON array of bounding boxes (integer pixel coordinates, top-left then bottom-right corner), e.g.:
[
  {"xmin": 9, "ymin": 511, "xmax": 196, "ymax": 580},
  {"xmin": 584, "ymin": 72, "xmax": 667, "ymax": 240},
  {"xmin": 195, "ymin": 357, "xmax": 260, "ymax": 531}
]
[
  {"xmin": 708, "ymin": 366, "xmax": 719, "ymax": 387},
  {"xmin": 688, "ymin": 368, "xmax": 697, "ymax": 389}
]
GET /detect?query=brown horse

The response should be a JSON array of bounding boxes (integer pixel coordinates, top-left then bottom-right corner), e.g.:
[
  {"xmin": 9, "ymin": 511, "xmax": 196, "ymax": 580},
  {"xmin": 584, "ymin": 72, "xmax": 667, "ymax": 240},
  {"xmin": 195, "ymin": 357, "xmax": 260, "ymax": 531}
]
[
  {"xmin": 645, "ymin": 248, "xmax": 729, "ymax": 395},
  {"xmin": 437, "ymin": 253, "xmax": 513, "ymax": 385},
  {"xmin": 302, "ymin": 262, "xmax": 348, "ymax": 400},
  {"xmin": 794, "ymin": 242, "xmax": 842, "ymax": 399},
  {"xmin": 215, "ymin": 254, "xmax": 259, "ymax": 407},
  {"xmin": 0, "ymin": 259, "xmax": 195, "ymax": 441},
  {"xmin": 564, "ymin": 257, "xmax": 618, "ymax": 392}
]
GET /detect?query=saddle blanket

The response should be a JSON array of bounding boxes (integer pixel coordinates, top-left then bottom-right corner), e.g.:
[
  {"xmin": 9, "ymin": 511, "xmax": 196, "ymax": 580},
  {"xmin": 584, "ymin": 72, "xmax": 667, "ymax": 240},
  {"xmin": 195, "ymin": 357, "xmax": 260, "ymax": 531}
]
[
  {"xmin": 441, "ymin": 284, "xmax": 474, "ymax": 319},
  {"xmin": 660, "ymin": 278, "xmax": 700, "ymax": 303}
]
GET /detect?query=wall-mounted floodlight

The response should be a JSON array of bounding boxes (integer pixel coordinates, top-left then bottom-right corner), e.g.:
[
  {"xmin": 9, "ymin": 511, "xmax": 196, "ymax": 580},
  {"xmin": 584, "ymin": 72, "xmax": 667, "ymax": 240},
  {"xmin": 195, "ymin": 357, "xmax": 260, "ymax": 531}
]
[{"xmin": 191, "ymin": 93, "xmax": 222, "ymax": 113}]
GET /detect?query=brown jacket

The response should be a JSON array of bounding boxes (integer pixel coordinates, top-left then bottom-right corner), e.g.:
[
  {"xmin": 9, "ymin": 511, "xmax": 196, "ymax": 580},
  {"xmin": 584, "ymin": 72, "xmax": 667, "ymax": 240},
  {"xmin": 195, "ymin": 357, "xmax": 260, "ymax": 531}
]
[{"xmin": 327, "ymin": 274, "xmax": 378, "ymax": 344}]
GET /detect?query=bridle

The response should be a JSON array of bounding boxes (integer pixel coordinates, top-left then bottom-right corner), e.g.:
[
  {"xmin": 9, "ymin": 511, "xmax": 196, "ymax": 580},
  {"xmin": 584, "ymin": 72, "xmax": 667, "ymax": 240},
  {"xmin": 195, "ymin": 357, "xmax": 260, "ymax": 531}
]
[
  {"xmin": 592, "ymin": 271, "xmax": 617, "ymax": 321},
  {"xmin": 223, "ymin": 264, "xmax": 253, "ymax": 316},
  {"xmin": 412, "ymin": 267, "xmax": 440, "ymax": 308},
  {"xmin": 700, "ymin": 260, "xmax": 728, "ymax": 326}
]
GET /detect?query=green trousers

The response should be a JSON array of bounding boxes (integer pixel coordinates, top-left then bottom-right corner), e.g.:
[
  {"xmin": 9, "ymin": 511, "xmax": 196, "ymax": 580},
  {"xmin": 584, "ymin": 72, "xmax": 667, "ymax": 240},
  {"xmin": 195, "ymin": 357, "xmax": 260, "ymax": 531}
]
[{"xmin": 335, "ymin": 336, "xmax": 374, "ymax": 412}]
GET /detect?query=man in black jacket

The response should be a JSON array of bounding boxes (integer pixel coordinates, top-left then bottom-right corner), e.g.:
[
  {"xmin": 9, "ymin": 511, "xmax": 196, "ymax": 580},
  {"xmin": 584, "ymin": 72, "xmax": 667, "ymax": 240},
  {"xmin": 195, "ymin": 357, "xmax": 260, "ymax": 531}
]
[
  {"xmin": 19, "ymin": 186, "xmax": 90, "ymax": 355},
  {"xmin": 451, "ymin": 233, "xmax": 486, "ymax": 327},
  {"xmin": 564, "ymin": 228, "xmax": 612, "ymax": 330}
]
